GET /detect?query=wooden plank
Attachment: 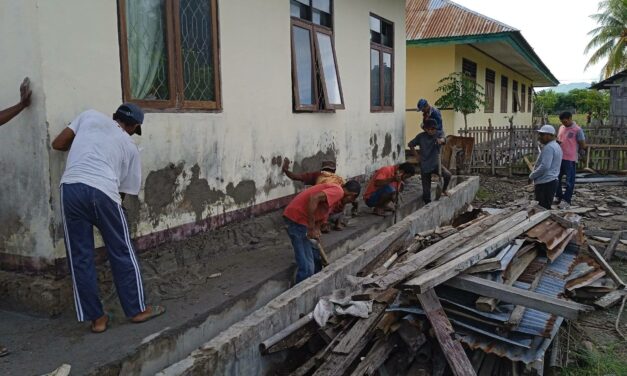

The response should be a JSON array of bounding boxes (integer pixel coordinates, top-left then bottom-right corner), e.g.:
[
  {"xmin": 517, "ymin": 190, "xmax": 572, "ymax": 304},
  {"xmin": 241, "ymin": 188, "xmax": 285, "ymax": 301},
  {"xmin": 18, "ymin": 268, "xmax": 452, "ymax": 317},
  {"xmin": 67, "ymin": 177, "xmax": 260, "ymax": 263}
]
[
  {"xmin": 348, "ymin": 337, "xmax": 399, "ymax": 376},
  {"xmin": 417, "ymin": 289, "xmax": 476, "ymax": 376},
  {"xmin": 404, "ymin": 211, "xmax": 552, "ymax": 294},
  {"xmin": 445, "ymin": 274, "xmax": 593, "ymax": 320},
  {"xmin": 332, "ymin": 303, "xmax": 385, "ymax": 355},
  {"xmin": 476, "ymin": 249, "xmax": 538, "ymax": 312},
  {"xmin": 366, "ymin": 208, "xmax": 521, "ymax": 289},
  {"xmin": 603, "ymin": 231, "xmax": 623, "ymax": 260},
  {"xmin": 593, "ymin": 289, "xmax": 627, "ymax": 309},
  {"xmin": 589, "ymin": 244, "xmax": 626, "ymax": 288},
  {"xmin": 506, "ymin": 259, "xmax": 548, "ymax": 328}
]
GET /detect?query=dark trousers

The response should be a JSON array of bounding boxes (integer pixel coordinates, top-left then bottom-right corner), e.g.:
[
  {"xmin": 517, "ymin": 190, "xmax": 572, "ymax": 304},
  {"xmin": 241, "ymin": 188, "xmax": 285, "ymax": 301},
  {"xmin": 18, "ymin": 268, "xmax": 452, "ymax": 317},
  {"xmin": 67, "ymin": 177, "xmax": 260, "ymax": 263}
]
[
  {"xmin": 61, "ymin": 183, "xmax": 146, "ymax": 321},
  {"xmin": 421, "ymin": 167, "xmax": 452, "ymax": 204},
  {"xmin": 534, "ymin": 180, "xmax": 558, "ymax": 210},
  {"xmin": 556, "ymin": 160, "xmax": 577, "ymax": 204},
  {"xmin": 284, "ymin": 218, "xmax": 322, "ymax": 283}
]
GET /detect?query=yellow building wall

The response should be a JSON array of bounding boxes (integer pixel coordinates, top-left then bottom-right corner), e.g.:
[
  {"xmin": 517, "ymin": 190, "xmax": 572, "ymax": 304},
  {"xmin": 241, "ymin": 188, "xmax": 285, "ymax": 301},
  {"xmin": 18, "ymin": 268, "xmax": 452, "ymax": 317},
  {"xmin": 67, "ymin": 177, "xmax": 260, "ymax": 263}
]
[
  {"xmin": 405, "ymin": 43, "xmax": 535, "ymax": 142},
  {"xmin": 405, "ymin": 45, "xmax": 456, "ymax": 143}
]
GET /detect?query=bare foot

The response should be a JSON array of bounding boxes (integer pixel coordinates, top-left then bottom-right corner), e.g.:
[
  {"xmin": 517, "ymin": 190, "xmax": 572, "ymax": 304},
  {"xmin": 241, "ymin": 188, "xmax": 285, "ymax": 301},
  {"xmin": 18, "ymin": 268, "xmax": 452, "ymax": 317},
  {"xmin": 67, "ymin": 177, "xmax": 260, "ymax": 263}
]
[
  {"xmin": 131, "ymin": 305, "xmax": 166, "ymax": 323},
  {"xmin": 91, "ymin": 313, "xmax": 110, "ymax": 333}
]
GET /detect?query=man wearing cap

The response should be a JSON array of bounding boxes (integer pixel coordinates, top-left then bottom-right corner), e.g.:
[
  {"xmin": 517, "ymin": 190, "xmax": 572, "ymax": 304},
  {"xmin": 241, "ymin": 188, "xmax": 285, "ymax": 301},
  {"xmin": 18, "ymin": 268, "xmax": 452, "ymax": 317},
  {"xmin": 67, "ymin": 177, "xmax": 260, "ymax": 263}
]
[
  {"xmin": 416, "ymin": 98, "xmax": 444, "ymax": 140},
  {"xmin": 283, "ymin": 180, "xmax": 361, "ymax": 283},
  {"xmin": 52, "ymin": 103, "xmax": 164, "ymax": 333},
  {"xmin": 529, "ymin": 125, "xmax": 562, "ymax": 210},
  {"xmin": 408, "ymin": 119, "xmax": 452, "ymax": 204}
]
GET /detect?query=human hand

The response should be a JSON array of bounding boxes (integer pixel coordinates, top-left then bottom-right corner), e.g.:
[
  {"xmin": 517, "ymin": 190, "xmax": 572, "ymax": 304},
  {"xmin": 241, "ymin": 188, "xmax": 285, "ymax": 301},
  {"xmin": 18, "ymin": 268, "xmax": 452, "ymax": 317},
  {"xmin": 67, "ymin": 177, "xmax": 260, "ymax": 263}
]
[
  {"xmin": 281, "ymin": 157, "xmax": 290, "ymax": 172},
  {"xmin": 437, "ymin": 138, "xmax": 445, "ymax": 145},
  {"xmin": 307, "ymin": 227, "xmax": 321, "ymax": 239},
  {"xmin": 20, "ymin": 77, "xmax": 32, "ymax": 107}
]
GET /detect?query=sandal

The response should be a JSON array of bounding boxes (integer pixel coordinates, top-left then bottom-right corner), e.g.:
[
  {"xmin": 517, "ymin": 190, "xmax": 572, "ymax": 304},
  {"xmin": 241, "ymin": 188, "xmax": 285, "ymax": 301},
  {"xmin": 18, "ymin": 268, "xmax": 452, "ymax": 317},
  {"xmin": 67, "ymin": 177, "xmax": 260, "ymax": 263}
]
[
  {"xmin": 131, "ymin": 305, "xmax": 166, "ymax": 324},
  {"xmin": 91, "ymin": 312, "xmax": 112, "ymax": 334}
]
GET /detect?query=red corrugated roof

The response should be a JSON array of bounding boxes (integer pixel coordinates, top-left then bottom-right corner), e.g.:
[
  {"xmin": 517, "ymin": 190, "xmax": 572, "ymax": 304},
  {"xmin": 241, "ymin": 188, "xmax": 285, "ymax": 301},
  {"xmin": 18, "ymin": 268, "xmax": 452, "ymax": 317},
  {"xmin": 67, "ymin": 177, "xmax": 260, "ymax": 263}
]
[{"xmin": 406, "ymin": 0, "xmax": 517, "ymax": 41}]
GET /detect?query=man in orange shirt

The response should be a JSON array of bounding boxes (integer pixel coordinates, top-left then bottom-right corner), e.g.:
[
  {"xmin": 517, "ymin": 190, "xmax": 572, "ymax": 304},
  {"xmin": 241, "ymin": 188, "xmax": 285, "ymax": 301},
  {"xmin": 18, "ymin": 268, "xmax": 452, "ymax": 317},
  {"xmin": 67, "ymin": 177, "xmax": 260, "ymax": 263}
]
[
  {"xmin": 283, "ymin": 180, "xmax": 361, "ymax": 283},
  {"xmin": 363, "ymin": 163, "xmax": 415, "ymax": 216}
]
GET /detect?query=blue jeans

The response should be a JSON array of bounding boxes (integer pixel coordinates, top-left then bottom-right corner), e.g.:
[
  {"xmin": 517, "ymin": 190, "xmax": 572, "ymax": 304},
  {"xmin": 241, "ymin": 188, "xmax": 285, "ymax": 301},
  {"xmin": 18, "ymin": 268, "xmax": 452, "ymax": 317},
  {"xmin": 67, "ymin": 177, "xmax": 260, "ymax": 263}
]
[
  {"xmin": 365, "ymin": 184, "xmax": 396, "ymax": 207},
  {"xmin": 284, "ymin": 218, "xmax": 321, "ymax": 283},
  {"xmin": 61, "ymin": 183, "xmax": 146, "ymax": 321},
  {"xmin": 556, "ymin": 160, "xmax": 576, "ymax": 204}
]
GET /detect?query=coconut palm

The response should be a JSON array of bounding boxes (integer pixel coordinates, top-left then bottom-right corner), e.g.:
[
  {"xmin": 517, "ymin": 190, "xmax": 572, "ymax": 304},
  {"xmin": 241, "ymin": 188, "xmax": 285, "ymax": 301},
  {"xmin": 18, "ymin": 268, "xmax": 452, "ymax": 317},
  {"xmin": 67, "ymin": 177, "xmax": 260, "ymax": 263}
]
[{"xmin": 584, "ymin": 0, "xmax": 627, "ymax": 78}]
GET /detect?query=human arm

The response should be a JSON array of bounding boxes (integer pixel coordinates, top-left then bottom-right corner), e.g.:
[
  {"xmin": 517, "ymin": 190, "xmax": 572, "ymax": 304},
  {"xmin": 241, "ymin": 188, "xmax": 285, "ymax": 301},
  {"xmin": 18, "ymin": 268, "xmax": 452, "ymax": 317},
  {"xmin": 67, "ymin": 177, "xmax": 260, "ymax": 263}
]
[
  {"xmin": 408, "ymin": 137, "xmax": 420, "ymax": 161},
  {"xmin": 306, "ymin": 192, "xmax": 328, "ymax": 238},
  {"xmin": 281, "ymin": 158, "xmax": 310, "ymax": 182},
  {"xmin": 529, "ymin": 148, "xmax": 552, "ymax": 181},
  {"xmin": 51, "ymin": 128, "xmax": 76, "ymax": 151},
  {"xmin": 0, "ymin": 78, "xmax": 32, "ymax": 126},
  {"xmin": 373, "ymin": 173, "xmax": 400, "ymax": 188}
]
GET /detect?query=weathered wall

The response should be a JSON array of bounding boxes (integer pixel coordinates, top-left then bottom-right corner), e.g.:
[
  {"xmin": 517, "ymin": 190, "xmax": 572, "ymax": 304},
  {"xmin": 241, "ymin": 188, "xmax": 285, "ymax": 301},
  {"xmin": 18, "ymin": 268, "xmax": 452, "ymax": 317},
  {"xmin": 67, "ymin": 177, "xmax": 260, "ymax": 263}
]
[
  {"xmin": 0, "ymin": 1, "xmax": 55, "ymax": 266},
  {"xmin": 1, "ymin": 0, "xmax": 406, "ymax": 264},
  {"xmin": 405, "ymin": 43, "xmax": 535, "ymax": 143}
]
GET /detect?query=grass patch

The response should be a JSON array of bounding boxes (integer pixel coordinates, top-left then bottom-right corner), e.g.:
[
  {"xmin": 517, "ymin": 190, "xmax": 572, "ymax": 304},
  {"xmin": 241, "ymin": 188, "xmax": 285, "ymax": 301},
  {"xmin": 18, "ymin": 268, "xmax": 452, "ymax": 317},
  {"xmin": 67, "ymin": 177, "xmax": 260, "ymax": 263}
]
[
  {"xmin": 475, "ymin": 187, "xmax": 493, "ymax": 201},
  {"xmin": 561, "ymin": 344, "xmax": 627, "ymax": 376},
  {"xmin": 546, "ymin": 114, "xmax": 588, "ymax": 127}
]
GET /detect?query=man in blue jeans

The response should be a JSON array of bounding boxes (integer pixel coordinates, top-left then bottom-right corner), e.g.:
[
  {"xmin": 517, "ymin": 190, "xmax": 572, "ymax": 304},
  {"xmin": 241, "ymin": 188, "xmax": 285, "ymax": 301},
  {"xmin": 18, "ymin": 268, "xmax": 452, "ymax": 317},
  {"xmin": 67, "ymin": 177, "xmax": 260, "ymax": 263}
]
[
  {"xmin": 283, "ymin": 181, "xmax": 361, "ymax": 283},
  {"xmin": 52, "ymin": 104, "xmax": 164, "ymax": 333},
  {"xmin": 556, "ymin": 111, "xmax": 586, "ymax": 209}
]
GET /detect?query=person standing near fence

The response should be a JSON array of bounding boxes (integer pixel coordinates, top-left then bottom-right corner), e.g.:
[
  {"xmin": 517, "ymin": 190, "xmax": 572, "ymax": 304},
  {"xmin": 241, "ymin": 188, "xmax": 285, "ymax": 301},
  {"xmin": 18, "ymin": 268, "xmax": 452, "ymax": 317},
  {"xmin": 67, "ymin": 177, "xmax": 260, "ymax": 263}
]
[
  {"xmin": 555, "ymin": 111, "xmax": 586, "ymax": 209},
  {"xmin": 529, "ymin": 125, "xmax": 562, "ymax": 210}
]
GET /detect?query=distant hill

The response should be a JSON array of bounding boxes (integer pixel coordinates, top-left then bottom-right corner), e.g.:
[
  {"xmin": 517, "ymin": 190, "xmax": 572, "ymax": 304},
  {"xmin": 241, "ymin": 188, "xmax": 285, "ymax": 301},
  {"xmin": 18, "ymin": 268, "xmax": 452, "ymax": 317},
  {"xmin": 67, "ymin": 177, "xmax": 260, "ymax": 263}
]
[{"xmin": 538, "ymin": 82, "xmax": 591, "ymax": 93}]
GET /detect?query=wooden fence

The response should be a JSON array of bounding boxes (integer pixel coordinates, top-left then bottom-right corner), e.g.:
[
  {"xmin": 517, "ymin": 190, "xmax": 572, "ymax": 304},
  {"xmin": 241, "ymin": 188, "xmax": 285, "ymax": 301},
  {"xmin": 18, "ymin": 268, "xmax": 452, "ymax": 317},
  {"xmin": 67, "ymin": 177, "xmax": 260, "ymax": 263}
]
[{"xmin": 459, "ymin": 123, "xmax": 627, "ymax": 175}]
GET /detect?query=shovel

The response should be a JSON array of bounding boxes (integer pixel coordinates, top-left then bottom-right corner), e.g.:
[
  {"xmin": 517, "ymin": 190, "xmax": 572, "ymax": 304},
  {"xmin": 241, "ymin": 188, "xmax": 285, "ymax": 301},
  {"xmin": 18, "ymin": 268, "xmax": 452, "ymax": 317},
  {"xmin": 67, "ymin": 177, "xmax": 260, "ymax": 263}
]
[{"xmin": 308, "ymin": 238, "xmax": 330, "ymax": 267}]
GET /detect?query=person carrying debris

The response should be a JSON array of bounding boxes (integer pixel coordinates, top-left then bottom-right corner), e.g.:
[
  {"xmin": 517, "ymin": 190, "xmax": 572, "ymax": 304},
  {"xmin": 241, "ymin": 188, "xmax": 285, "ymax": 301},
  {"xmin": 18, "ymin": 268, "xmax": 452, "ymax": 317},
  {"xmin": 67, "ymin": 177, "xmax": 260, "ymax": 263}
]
[
  {"xmin": 416, "ymin": 98, "xmax": 444, "ymax": 138},
  {"xmin": 555, "ymin": 111, "xmax": 586, "ymax": 209},
  {"xmin": 282, "ymin": 158, "xmax": 353, "ymax": 231},
  {"xmin": 529, "ymin": 125, "xmax": 563, "ymax": 210},
  {"xmin": 363, "ymin": 163, "xmax": 415, "ymax": 216},
  {"xmin": 0, "ymin": 77, "xmax": 32, "ymax": 358},
  {"xmin": 52, "ymin": 104, "xmax": 165, "ymax": 333},
  {"xmin": 283, "ymin": 180, "xmax": 361, "ymax": 283},
  {"xmin": 408, "ymin": 119, "xmax": 451, "ymax": 205}
]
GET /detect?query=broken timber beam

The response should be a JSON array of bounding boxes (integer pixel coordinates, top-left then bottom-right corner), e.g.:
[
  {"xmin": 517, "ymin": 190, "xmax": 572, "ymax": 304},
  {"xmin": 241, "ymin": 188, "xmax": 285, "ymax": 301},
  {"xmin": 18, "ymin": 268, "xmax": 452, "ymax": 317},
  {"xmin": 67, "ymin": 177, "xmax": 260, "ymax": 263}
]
[
  {"xmin": 348, "ymin": 336, "xmax": 399, "ymax": 376},
  {"xmin": 445, "ymin": 274, "xmax": 593, "ymax": 320},
  {"xmin": 366, "ymin": 208, "xmax": 520, "ymax": 289},
  {"xmin": 417, "ymin": 289, "xmax": 476, "ymax": 376},
  {"xmin": 506, "ymin": 259, "xmax": 549, "ymax": 328},
  {"xmin": 589, "ymin": 244, "xmax": 626, "ymax": 289},
  {"xmin": 603, "ymin": 231, "xmax": 624, "ymax": 261},
  {"xmin": 404, "ymin": 211, "xmax": 552, "ymax": 294}
]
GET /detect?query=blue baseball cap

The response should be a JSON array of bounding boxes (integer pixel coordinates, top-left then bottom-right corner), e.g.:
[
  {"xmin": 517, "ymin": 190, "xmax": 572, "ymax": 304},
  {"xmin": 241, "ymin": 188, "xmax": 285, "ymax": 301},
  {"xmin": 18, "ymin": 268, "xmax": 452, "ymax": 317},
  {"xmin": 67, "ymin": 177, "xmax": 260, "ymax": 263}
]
[
  {"xmin": 115, "ymin": 103, "xmax": 145, "ymax": 135},
  {"xmin": 417, "ymin": 99, "xmax": 428, "ymax": 111}
]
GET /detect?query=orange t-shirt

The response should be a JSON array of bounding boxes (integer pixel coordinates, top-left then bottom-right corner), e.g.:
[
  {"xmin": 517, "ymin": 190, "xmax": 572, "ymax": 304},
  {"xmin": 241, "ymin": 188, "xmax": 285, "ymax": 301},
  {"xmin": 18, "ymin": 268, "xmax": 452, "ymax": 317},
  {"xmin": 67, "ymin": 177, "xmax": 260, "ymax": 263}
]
[
  {"xmin": 283, "ymin": 183, "xmax": 344, "ymax": 226},
  {"xmin": 364, "ymin": 165, "xmax": 399, "ymax": 200}
]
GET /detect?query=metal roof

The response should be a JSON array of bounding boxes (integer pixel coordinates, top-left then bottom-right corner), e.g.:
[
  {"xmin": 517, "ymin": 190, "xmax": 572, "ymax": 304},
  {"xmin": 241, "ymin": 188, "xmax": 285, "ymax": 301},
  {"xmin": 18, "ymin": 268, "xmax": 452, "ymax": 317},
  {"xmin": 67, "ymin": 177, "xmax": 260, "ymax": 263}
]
[
  {"xmin": 590, "ymin": 69, "xmax": 627, "ymax": 90},
  {"xmin": 406, "ymin": 0, "xmax": 516, "ymax": 41}
]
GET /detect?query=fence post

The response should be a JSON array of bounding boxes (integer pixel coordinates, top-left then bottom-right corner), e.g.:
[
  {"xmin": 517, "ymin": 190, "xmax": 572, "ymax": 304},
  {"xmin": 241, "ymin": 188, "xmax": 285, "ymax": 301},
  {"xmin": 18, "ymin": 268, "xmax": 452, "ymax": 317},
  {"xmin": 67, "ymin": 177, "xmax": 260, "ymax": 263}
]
[
  {"xmin": 508, "ymin": 121, "xmax": 514, "ymax": 176},
  {"xmin": 488, "ymin": 120, "xmax": 495, "ymax": 175}
]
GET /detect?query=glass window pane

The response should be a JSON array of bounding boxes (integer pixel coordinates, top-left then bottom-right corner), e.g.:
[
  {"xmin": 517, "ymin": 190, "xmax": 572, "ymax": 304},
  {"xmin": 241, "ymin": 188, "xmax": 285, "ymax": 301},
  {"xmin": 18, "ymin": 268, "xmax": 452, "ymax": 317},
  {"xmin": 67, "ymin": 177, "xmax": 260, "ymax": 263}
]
[
  {"xmin": 290, "ymin": 0, "xmax": 309, "ymax": 19},
  {"xmin": 179, "ymin": 0, "xmax": 215, "ymax": 101},
  {"xmin": 381, "ymin": 21, "xmax": 393, "ymax": 48},
  {"xmin": 370, "ymin": 16, "xmax": 381, "ymax": 44},
  {"xmin": 370, "ymin": 49, "xmax": 380, "ymax": 107},
  {"xmin": 383, "ymin": 53, "xmax": 392, "ymax": 107},
  {"xmin": 126, "ymin": 0, "xmax": 170, "ymax": 100},
  {"xmin": 293, "ymin": 26, "xmax": 314, "ymax": 106},
  {"xmin": 312, "ymin": 0, "xmax": 330, "ymax": 13},
  {"xmin": 312, "ymin": 9, "xmax": 332, "ymax": 27},
  {"xmin": 316, "ymin": 32, "xmax": 341, "ymax": 105}
]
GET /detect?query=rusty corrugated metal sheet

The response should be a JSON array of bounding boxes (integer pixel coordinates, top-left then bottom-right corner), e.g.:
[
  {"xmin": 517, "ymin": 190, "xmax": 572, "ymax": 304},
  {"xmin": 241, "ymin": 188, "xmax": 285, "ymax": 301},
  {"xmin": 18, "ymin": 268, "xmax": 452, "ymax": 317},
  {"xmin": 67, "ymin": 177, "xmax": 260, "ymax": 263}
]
[
  {"xmin": 406, "ymin": 0, "xmax": 517, "ymax": 41},
  {"xmin": 525, "ymin": 218, "xmax": 576, "ymax": 260}
]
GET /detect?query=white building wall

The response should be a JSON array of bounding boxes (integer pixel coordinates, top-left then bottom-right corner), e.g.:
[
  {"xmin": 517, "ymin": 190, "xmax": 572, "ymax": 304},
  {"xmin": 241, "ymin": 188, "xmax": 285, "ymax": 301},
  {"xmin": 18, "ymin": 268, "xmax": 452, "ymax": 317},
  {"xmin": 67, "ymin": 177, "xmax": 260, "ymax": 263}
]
[{"xmin": 1, "ymin": 0, "xmax": 406, "ymax": 263}]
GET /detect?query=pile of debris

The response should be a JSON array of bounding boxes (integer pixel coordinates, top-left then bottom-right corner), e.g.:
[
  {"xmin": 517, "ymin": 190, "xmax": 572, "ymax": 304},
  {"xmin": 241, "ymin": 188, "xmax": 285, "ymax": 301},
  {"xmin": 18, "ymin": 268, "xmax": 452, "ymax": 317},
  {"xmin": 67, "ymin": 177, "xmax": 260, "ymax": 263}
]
[{"xmin": 260, "ymin": 201, "xmax": 625, "ymax": 376}]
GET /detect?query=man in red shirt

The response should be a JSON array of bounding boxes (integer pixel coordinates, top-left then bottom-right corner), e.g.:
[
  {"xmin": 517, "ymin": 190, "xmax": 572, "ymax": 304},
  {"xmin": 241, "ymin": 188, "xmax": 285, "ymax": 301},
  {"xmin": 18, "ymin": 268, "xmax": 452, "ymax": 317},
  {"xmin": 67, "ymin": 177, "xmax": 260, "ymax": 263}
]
[
  {"xmin": 363, "ymin": 163, "xmax": 416, "ymax": 216},
  {"xmin": 283, "ymin": 180, "xmax": 361, "ymax": 283}
]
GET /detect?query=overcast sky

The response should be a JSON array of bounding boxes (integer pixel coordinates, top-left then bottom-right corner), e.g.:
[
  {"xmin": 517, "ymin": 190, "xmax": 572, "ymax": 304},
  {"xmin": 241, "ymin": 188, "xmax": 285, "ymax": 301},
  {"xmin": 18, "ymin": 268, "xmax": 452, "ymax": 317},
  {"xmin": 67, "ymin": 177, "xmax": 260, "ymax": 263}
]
[{"xmin": 452, "ymin": 0, "xmax": 606, "ymax": 85}]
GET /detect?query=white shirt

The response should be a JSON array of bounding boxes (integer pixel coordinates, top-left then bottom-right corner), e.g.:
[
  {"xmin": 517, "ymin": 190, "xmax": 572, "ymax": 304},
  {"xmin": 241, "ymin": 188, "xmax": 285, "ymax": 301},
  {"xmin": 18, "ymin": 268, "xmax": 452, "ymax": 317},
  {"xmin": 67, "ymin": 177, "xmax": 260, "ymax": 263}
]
[{"xmin": 60, "ymin": 110, "xmax": 141, "ymax": 205}]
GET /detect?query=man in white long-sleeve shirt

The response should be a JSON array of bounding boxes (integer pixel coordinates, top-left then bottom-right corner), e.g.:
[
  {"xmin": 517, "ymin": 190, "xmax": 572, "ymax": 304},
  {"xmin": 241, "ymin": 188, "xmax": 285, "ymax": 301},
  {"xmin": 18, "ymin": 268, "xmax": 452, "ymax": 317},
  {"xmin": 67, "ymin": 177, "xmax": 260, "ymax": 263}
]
[{"xmin": 529, "ymin": 125, "xmax": 562, "ymax": 209}]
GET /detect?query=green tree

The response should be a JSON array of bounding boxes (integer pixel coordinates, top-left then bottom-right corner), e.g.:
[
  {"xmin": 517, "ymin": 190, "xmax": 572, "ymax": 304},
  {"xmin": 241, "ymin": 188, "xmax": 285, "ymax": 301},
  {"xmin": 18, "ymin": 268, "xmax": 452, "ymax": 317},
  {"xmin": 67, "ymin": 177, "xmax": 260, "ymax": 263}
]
[
  {"xmin": 534, "ymin": 90, "xmax": 558, "ymax": 116},
  {"xmin": 571, "ymin": 88, "xmax": 610, "ymax": 118},
  {"xmin": 584, "ymin": 0, "xmax": 627, "ymax": 78},
  {"xmin": 434, "ymin": 72, "xmax": 485, "ymax": 131}
]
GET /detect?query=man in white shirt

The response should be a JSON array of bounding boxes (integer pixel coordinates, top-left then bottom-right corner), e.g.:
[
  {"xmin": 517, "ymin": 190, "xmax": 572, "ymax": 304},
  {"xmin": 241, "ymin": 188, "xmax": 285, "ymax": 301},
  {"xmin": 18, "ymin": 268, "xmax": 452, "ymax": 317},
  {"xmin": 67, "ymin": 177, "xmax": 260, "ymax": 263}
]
[{"xmin": 52, "ymin": 103, "xmax": 164, "ymax": 333}]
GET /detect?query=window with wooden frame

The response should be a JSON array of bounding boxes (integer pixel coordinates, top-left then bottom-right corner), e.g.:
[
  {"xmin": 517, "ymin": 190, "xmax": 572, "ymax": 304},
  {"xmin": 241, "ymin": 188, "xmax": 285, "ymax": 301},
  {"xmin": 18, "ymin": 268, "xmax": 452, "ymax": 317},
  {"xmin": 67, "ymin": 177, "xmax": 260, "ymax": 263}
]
[
  {"xmin": 512, "ymin": 80, "xmax": 519, "ymax": 113},
  {"xmin": 484, "ymin": 68, "xmax": 495, "ymax": 113},
  {"xmin": 370, "ymin": 14, "xmax": 394, "ymax": 112},
  {"xmin": 520, "ymin": 83, "xmax": 526, "ymax": 112},
  {"xmin": 118, "ymin": 0, "xmax": 221, "ymax": 111},
  {"xmin": 290, "ymin": 0, "xmax": 344, "ymax": 112},
  {"xmin": 528, "ymin": 86, "xmax": 533, "ymax": 112},
  {"xmin": 500, "ymin": 75, "xmax": 508, "ymax": 113},
  {"xmin": 462, "ymin": 58, "xmax": 477, "ymax": 80}
]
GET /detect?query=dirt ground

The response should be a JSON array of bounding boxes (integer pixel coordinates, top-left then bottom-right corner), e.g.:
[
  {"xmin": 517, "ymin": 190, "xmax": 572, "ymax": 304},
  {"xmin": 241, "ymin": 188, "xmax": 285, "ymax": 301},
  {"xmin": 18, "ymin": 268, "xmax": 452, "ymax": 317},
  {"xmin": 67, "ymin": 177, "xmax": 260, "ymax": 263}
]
[{"xmin": 473, "ymin": 174, "xmax": 627, "ymax": 374}]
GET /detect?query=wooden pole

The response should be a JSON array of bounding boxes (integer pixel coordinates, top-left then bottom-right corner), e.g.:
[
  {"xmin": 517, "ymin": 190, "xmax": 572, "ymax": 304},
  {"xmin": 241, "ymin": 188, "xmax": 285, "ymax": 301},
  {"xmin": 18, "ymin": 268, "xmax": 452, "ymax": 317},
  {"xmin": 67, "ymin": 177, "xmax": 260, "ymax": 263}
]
[{"xmin": 488, "ymin": 120, "xmax": 495, "ymax": 175}]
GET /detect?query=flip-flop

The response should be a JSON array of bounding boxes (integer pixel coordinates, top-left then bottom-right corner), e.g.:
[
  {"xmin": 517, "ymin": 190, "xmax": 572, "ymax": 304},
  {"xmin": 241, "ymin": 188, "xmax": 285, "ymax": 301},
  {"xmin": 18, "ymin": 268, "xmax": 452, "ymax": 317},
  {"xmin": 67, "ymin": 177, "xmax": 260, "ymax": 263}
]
[
  {"xmin": 131, "ymin": 305, "xmax": 166, "ymax": 324},
  {"xmin": 91, "ymin": 312, "xmax": 112, "ymax": 334},
  {"xmin": 0, "ymin": 345, "xmax": 9, "ymax": 357}
]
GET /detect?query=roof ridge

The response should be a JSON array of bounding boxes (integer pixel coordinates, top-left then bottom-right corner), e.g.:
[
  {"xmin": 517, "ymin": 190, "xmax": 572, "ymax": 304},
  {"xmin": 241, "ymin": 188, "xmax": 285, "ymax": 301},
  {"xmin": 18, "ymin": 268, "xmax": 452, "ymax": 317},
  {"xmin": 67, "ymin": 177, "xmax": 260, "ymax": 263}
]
[{"xmin": 442, "ymin": 0, "xmax": 518, "ymax": 32}]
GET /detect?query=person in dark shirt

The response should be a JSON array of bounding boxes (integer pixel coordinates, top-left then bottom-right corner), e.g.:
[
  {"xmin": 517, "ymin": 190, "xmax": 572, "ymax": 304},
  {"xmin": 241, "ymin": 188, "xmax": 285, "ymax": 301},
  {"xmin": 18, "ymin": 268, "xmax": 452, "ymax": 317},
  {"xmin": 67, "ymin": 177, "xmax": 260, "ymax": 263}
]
[
  {"xmin": 408, "ymin": 119, "xmax": 452, "ymax": 204},
  {"xmin": 416, "ymin": 98, "xmax": 444, "ymax": 139}
]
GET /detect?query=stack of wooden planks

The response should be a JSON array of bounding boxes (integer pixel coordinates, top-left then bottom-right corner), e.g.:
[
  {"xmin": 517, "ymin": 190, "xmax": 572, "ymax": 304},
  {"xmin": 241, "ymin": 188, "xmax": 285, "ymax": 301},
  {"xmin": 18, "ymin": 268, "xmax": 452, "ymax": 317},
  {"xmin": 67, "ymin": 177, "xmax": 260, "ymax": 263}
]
[{"xmin": 261, "ymin": 203, "xmax": 608, "ymax": 376}]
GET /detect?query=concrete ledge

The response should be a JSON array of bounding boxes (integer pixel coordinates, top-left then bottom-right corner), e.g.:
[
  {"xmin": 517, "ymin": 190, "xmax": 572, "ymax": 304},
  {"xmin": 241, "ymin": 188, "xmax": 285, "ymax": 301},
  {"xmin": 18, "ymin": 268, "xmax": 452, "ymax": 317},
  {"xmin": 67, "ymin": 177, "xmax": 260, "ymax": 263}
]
[{"xmin": 158, "ymin": 176, "xmax": 479, "ymax": 375}]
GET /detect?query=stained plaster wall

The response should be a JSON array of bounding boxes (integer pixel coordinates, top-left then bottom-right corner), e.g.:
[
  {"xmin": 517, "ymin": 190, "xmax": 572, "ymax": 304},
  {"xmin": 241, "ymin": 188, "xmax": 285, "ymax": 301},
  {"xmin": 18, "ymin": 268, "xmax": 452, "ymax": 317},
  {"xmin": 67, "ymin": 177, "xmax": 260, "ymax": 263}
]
[{"xmin": 1, "ymin": 0, "xmax": 407, "ymax": 264}]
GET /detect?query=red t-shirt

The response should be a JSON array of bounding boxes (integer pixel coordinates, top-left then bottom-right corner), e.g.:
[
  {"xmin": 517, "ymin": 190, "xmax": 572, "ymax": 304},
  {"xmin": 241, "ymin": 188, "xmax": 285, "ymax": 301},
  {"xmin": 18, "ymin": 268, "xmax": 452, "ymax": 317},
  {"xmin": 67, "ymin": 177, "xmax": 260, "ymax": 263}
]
[
  {"xmin": 283, "ymin": 183, "xmax": 344, "ymax": 226},
  {"xmin": 364, "ymin": 165, "xmax": 399, "ymax": 200}
]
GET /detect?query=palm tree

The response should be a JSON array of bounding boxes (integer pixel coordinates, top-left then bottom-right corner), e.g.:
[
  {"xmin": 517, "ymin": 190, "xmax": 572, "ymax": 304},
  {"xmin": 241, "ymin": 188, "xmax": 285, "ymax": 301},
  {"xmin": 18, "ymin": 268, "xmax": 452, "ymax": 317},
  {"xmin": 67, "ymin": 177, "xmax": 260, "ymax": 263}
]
[{"xmin": 584, "ymin": 0, "xmax": 627, "ymax": 79}]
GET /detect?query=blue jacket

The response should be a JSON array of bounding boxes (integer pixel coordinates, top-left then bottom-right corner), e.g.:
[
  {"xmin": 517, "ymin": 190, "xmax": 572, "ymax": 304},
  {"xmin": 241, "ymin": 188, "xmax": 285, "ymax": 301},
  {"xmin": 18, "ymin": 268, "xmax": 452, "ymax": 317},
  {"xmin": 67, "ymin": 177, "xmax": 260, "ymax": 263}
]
[
  {"xmin": 424, "ymin": 106, "xmax": 444, "ymax": 138},
  {"xmin": 530, "ymin": 140, "xmax": 562, "ymax": 184}
]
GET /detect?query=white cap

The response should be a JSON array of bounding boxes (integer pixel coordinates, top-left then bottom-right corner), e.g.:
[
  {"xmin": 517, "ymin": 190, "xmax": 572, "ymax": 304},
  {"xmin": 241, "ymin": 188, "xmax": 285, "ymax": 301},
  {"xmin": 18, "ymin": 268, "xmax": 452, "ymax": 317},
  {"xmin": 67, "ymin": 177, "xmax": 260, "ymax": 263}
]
[{"xmin": 537, "ymin": 125, "xmax": 556, "ymax": 135}]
